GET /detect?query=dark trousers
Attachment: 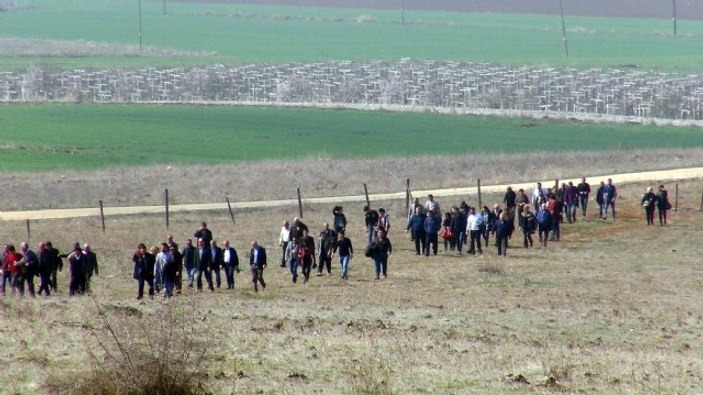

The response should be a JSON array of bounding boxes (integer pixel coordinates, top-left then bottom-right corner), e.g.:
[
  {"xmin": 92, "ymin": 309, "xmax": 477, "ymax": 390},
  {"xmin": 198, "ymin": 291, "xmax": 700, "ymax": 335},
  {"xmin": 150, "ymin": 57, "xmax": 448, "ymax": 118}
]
[
  {"xmin": 213, "ymin": 268, "xmax": 221, "ymax": 288},
  {"xmin": 251, "ymin": 266, "xmax": 265, "ymax": 291},
  {"xmin": 203, "ymin": 269, "xmax": 215, "ymax": 291},
  {"xmin": 645, "ymin": 207, "xmax": 655, "ymax": 225},
  {"xmin": 280, "ymin": 242, "xmax": 288, "ymax": 266},
  {"xmin": 1, "ymin": 271, "xmax": 12, "ymax": 294},
  {"xmin": 468, "ymin": 230, "xmax": 483, "ymax": 254},
  {"xmin": 522, "ymin": 228, "xmax": 533, "ymax": 248},
  {"xmin": 454, "ymin": 231, "xmax": 464, "ymax": 252},
  {"xmin": 551, "ymin": 217, "xmax": 560, "ymax": 241},
  {"xmin": 318, "ymin": 253, "xmax": 332, "ymax": 274},
  {"xmin": 224, "ymin": 264, "xmax": 236, "ymax": 289},
  {"xmin": 18, "ymin": 273, "xmax": 36, "ymax": 297},
  {"xmin": 539, "ymin": 229, "xmax": 550, "ymax": 246},
  {"xmin": 424, "ymin": 232, "xmax": 438, "ymax": 255},
  {"xmin": 374, "ymin": 255, "xmax": 388, "ymax": 277},
  {"xmin": 50, "ymin": 269, "xmax": 59, "ymax": 291},
  {"xmin": 496, "ymin": 236, "xmax": 508, "ymax": 256},
  {"xmin": 413, "ymin": 230, "xmax": 426, "ymax": 254},
  {"xmin": 38, "ymin": 272, "xmax": 51, "ymax": 296},
  {"xmin": 302, "ymin": 256, "xmax": 313, "ymax": 281},
  {"xmin": 289, "ymin": 258, "xmax": 299, "ymax": 283},
  {"xmin": 69, "ymin": 273, "xmax": 86, "ymax": 296},
  {"xmin": 137, "ymin": 276, "xmax": 154, "ymax": 299},
  {"xmin": 579, "ymin": 195, "xmax": 588, "ymax": 216},
  {"xmin": 658, "ymin": 207, "xmax": 667, "ymax": 225}
]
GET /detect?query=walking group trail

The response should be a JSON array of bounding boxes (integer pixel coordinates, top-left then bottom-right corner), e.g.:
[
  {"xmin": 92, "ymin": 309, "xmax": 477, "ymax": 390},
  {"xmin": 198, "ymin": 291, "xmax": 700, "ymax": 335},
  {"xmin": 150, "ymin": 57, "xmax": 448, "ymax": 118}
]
[{"xmin": 2, "ymin": 167, "xmax": 703, "ymax": 221}]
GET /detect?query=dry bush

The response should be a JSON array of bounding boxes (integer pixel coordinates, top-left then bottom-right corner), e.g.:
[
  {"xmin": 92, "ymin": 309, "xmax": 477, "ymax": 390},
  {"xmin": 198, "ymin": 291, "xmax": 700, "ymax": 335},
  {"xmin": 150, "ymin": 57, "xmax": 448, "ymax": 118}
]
[
  {"xmin": 2, "ymin": 148, "xmax": 702, "ymax": 211},
  {"xmin": 48, "ymin": 293, "xmax": 210, "ymax": 395},
  {"xmin": 477, "ymin": 262, "xmax": 504, "ymax": 275},
  {"xmin": 347, "ymin": 358, "xmax": 394, "ymax": 395}
]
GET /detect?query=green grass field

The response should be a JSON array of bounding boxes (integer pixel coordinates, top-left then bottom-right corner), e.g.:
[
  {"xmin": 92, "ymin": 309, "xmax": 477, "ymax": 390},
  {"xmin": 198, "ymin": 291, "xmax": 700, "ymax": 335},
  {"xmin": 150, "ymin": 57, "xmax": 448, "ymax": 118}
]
[
  {"xmin": 2, "ymin": 0, "xmax": 703, "ymax": 70},
  {"xmin": 2, "ymin": 103, "xmax": 703, "ymax": 171}
]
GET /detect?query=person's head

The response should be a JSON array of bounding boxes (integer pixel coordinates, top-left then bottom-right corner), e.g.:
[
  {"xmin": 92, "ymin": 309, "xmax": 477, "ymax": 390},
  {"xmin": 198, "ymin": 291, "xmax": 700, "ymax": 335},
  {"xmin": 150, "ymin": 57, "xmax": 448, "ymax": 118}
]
[
  {"xmin": 493, "ymin": 204, "xmax": 500, "ymax": 210},
  {"xmin": 210, "ymin": 239, "xmax": 218, "ymax": 248},
  {"xmin": 659, "ymin": 184, "xmax": 665, "ymax": 190},
  {"xmin": 167, "ymin": 234, "xmax": 174, "ymax": 243},
  {"xmin": 291, "ymin": 237, "xmax": 298, "ymax": 244},
  {"xmin": 523, "ymin": 205, "xmax": 531, "ymax": 213},
  {"xmin": 149, "ymin": 246, "xmax": 159, "ymax": 255},
  {"xmin": 363, "ymin": 206, "xmax": 370, "ymax": 213},
  {"xmin": 224, "ymin": 240, "xmax": 230, "ymax": 248},
  {"xmin": 38, "ymin": 242, "xmax": 46, "ymax": 252},
  {"xmin": 7, "ymin": 244, "xmax": 15, "ymax": 253},
  {"xmin": 186, "ymin": 238, "xmax": 193, "ymax": 247},
  {"xmin": 137, "ymin": 243, "xmax": 147, "ymax": 253},
  {"xmin": 607, "ymin": 178, "xmax": 613, "ymax": 185},
  {"xmin": 537, "ymin": 182, "xmax": 542, "ymax": 188},
  {"xmin": 469, "ymin": 207, "xmax": 476, "ymax": 214},
  {"xmin": 84, "ymin": 243, "xmax": 91, "ymax": 253},
  {"xmin": 197, "ymin": 238, "xmax": 205, "ymax": 248},
  {"xmin": 377, "ymin": 230, "xmax": 386, "ymax": 239},
  {"xmin": 415, "ymin": 206, "xmax": 422, "ymax": 214},
  {"xmin": 541, "ymin": 203, "xmax": 548, "ymax": 210},
  {"xmin": 294, "ymin": 217, "xmax": 300, "ymax": 225},
  {"xmin": 169, "ymin": 245, "xmax": 177, "ymax": 254},
  {"xmin": 302, "ymin": 229, "xmax": 309, "ymax": 237},
  {"xmin": 323, "ymin": 222, "xmax": 330, "ymax": 229},
  {"xmin": 499, "ymin": 213, "xmax": 507, "ymax": 221},
  {"xmin": 20, "ymin": 241, "xmax": 28, "ymax": 252},
  {"xmin": 46, "ymin": 241, "xmax": 53, "ymax": 249},
  {"xmin": 582, "ymin": 177, "xmax": 587, "ymax": 183},
  {"xmin": 600, "ymin": 181, "xmax": 605, "ymax": 186},
  {"xmin": 507, "ymin": 186, "xmax": 512, "ymax": 192},
  {"xmin": 518, "ymin": 188, "xmax": 525, "ymax": 194},
  {"xmin": 161, "ymin": 242, "xmax": 169, "ymax": 252},
  {"xmin": 379, "ymin": 208, "xmax": 385, "ymax": 214},
  {"xmin": 251, "ymin": 241, "xmax": 258, "ymax": 249},
  {"xmin": 427, "ymin": 209, "xmax": 435, "ymax": 217},
  {"xmin": 283, "ymin": 220, "xmax": 290, "ymax": 228},
  {"xmin": 647, "ymin": 186, "xmax": 653, "ymax": 193},
  {"xmin": 568, "ymin": 181, "xmax": 573, "ymax": 187},
  {"xmin": 338, "ymin": 231, "xmax": 345, "ymax": 240},
  {"xmin": 482, "ymin": 205, "xmax": 489, "ymax": 212},
  {"xmin": 444, "ymin": 212, "xmax": 451, "ymax": 219},
  {"xmin": 427, "ymin": 194, "xmax": 434, "ymax": 201},
  {"xmin": 200, "ymin": 222, "xmax": 207, "ymax": 229}
]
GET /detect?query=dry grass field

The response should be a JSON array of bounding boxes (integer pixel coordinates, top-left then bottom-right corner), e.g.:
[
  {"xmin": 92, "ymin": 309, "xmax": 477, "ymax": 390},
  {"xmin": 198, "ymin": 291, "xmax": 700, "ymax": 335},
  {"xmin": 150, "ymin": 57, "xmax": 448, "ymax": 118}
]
[
  {"xmin": 2, "ymin": 148, "xmax": 703, "ymax": 211},
  {"xmin": 0, "ymin": 176, "xmax": 702, "ymax": 394}
]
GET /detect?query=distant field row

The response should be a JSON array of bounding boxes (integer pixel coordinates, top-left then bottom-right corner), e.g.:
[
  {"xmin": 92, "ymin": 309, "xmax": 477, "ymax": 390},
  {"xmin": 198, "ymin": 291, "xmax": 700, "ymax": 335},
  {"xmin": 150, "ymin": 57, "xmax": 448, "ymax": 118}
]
[
  {"xmin": 1, "ymin": 0, "xmax": 703, "ymax": 70},
  {"xmin": 2, "ymin": 103, "xmax": 703, "ymax": 171}
]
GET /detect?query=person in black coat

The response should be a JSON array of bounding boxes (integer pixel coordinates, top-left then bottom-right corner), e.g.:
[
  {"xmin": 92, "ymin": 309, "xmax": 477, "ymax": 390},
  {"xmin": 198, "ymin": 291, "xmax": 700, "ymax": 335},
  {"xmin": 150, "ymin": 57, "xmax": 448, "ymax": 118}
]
[
  {"xmin": 132, "ymin": 243, "xmax": 153, "ymax": 300},
  {"xmin": 37, "ymin": 242, "xmax": 53, "ymax": 297},
  {"xmin": 406, "ymin": 207, "xmax": 426, "ymax": 255},
  {"xmin": 222, "ymin": 240, "xmax": 239, "ymax": 290},
  {"xmin": 249, "ymin": 241, "xmax": 267, "ymax": 292},
  {"xmin": 83, "ymin": 243, "xmax": 98, "ymax": 293},
  {"xmin": 210, "ymin": 240, "xmax": 223, "ymax": 289},
  {"xmin": 193, "ymin": 238, "xmax": 213, "ymax": 292},
  {"xmin": 641, "ymin": 187, "xmax": 658, "ymax": 226},
  {"xmin": 656, "ymin": 184, "xmax": 670, "ymax": 226},
  {"xmin": 182, "ymin": 239, "xmax": 195, "ymax": 288},
  {"xmin": 494, "ymin": 213, "xmax": 511, "ymax": 256},
  {"xmin": 193, "ymin": 222, "xmax": 213, "ymax": 248}
]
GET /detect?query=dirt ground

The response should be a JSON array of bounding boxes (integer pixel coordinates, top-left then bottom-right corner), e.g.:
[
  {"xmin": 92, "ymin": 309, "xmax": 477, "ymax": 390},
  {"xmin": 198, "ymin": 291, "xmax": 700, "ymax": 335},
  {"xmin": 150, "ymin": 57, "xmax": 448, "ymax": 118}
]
[{"xmin": 178, "ymin": 0, "xmax": 703, "ymax": 20}]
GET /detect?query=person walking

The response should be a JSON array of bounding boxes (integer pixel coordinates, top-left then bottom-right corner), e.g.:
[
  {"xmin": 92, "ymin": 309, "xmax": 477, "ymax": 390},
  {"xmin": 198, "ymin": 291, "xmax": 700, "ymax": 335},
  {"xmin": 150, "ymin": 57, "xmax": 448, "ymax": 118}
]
[
  {"xmin": 133, "ymin": 243, "xmax": 153, "ymax": 299},
  {"xmin": 363, "ymin": 206, "xmax": 379, "ymax": 244},
  {"xmin": 657, "ymin": 184, "xmax": 671, "ymax": 226},
  {"xmin": 370, "ymin": 230, "xmax": 392, "ymax": 280},
  {"xmin": 536, "ymin": 204, "xmax": 552, "ymax": 247},
  {"xmin": 466, "ymin": 207, "xmax": 483, "ymax": 255},
  {"xmin": 332, "ymin": 206, "xmax": 347, "ymax": 234},
  {"xmin": 193, "ymin": 238, "xmax": 213, "ymax": 292},
  {"xmin": 494, "ymin": 213, "xmax": 511, "ymax": 256},
  {"xmin": 37, "ymin": 242, "xmax": 53, "ymax": 297},
  {"xmin": 332, "ymin": 231, "xmax": 353, "ymax": 280},
  {"xmin": 299, "ymin": 229, "xmax": 316, "ymax": 283},
  {"xmin": 563, "ymin": 181, "xmax": 578, "ymax": 223},
  {"xmin": 285, "ymin": 237, "xmax": 300, "ymax": 283},
  {"xmin": 317, "ymin": 223, "xmax": 336, "ymax": 276},
  {"xmin": 602, "ymin": 178, "xmax": 618, "ymax": 220},
  {"xmin": 519, "ymin": 205, "xmax": 536, "ymax": 248},
  {"xmin": 210, "ymin": 240, "xmax": 223, "ymax": 289},
  {"xmin": 641, "ymin": 187, "xmax": 657, "ymax": 226},
  {"xmin": 83, "ymin": 243, "xmax": 98, "ymax": 293},
  {"xmin": 278, "ymin": 220, "xmax": 291, "ymax": 267},
  {"xmin": 577, "ymin": 177, "xmax": 591, "ymax": 217},
  {"xmin": 249, "ymin": 241, "xmax": 267, "ymax": 293},
  {"xmin": 222, "ymin": 240, "xmax": 239, "ymax": 290},
  {"xmin": 181, "ymin": 239, "xmax": 196, "ymax": 288},
  {"xmin": 423, "ymin": 209, "xmax": 440, "ymax": 256},
  {"xmin": 406, "ymin": 207, "xmax": 426, "ymax": 255}
]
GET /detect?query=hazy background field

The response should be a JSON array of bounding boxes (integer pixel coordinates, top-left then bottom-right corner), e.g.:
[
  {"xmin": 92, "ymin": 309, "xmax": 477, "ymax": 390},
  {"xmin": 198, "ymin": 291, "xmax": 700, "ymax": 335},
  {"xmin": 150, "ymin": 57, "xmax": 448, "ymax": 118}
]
[{"xmin": 2, "ymin": 0, "xmax": 703, "ymax": 70}]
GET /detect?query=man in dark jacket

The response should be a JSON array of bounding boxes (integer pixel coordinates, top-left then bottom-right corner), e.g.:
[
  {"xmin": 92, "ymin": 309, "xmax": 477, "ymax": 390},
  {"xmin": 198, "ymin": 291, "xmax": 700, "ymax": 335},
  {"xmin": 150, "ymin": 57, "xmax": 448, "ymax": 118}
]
[
  {"xmin": 249, "ymin": 241, "xmax": 267, "ymax": 292},
  {"xmin": 37, "ymin": 242, "xmax": 53, "ymax": 297},
  {"xmin": 406, "ymin": 207, "xmax": 426, "ymax": 255},
  {"xmin": 363, "ymin": 206, "xmax": 380, "ymax": 244},
  {"xmin": 193, "ymin": 222, "xmax": 213, "ymax": 248},
  {"xmin": 193, "ymin": 238, "xmax": 213, "ymax": 292},
  {"xmin": 577, "ymin": 177, "xmax": 591, "ymax": 217},
  {"xmin": 222, "ymin": 240, "xmax": 239, "ymax": 290},
  {"xmin": 83, "ymin": 243, "xmax": 98, "ymax": 293},
  {"xmin": 182, "ymin": 239, "xmax": 196, "ymax": 288},
  {"xmin": 210, "ymin": 240, "xmax": 223, "ymax": 289},
  {"xmin": 317, "ymin": 224, "xmax": 336, "ymax": 276},
  {"xmin": 423, "ymin": 210, "xmax": 440, "ymax": 256},
  {"xmin": 370, "ymin": 230, "xmax": 392, "ymax": 279},
  {"xmin": 299, "ymin": 229, "xmax": 316, "ymax": 283},
  {"xmin": 503, "ymin": 187, "xmax": 517, "ymax": 221}
]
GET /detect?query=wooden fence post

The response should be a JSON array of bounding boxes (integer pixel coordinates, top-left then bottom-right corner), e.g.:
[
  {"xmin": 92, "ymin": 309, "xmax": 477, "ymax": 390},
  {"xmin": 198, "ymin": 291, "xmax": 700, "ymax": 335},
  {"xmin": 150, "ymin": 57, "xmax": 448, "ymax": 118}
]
[
  {"xmin": 297, "ymin": 187, "xmax": 303, "ymax": 218},
  {"xmin": 363, "ymin": 183, "xmax": 370, "ymax": 207},
  {"xmin": 99, "ymin": 200, "xmax": 106, "ymax": 232},
  {"xmin": 699, "ymin": 181, "xmax": 703, "ymax": 210},
  {"xmin": 405, "ymin": 178, "xmax": 410, "ymax": 214},
  {"xmin": 226, "ymin": 196, "xmax": 235, "ymax": 224},
  {"xmin": 477, "ymin": 178, "xmax": 482, "ymax": 208},
  {"xmin": 674, "ymin": 182, "xmax": 679, "ymax": 212},
  {"xmin": 165, "ymin": 188, "xmax": 170, "ymax": 229},
  {"xmin": 26, "ymin": 219, "xmax": 30, "ymax": 242}
]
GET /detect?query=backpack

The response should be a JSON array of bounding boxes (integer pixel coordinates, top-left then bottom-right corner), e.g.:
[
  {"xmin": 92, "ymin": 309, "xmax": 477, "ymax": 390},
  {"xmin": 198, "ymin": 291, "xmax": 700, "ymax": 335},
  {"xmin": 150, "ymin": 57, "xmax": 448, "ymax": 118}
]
[
  {"xmin": 364, "ymin": 243, "xmax": 376, "ymax": 258},
  {"xmin": 527, "ymin": 214, "xmax": 537, "ymax": 232},
  {"xmin": 537, "ymin": 211, "xmax": 550, "ymax": 226}
]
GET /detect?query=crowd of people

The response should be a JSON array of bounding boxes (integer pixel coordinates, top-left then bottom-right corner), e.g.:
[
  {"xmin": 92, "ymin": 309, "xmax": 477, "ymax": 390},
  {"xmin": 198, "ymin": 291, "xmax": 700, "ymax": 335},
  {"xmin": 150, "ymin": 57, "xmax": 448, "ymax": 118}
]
[
  {"xmin": 1, "ymin": 241, "xmax": 98, "ymax": 298},
  {"xmin": 2, "ymin": 178, "xmax": 672, "ymax": 300}
]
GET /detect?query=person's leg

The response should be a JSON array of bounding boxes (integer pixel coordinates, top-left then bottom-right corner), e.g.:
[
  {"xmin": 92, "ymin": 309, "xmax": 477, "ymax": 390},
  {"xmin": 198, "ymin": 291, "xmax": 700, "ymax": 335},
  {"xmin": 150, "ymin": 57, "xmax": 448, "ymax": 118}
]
[
  {"xmin": 432, "ymin": 233, "xmax": 438, "ymax": 255},
  {"xmin": 381, "ymin": 256, "xmax": 388, "ymax": 277},
  {"xmin": 147, "ymin": 278, "xmax": 155, "ymax": 297},
  {"xmin": 251, "ymin": 269, "xmax": 259, "ymax": 292},
  {"xmin": 423, "ymin": 233, "xmax": 431, "ymax": 256},
  {"xmin": 340, "ymin": 255, "xmax": 349, "ymax": 278},
  {"xmin": 522, "ymin": 229, "xmax": 529, "ymax": 247},
  {"xmin": 50, "ymin": 269, "xmax": 57, "ymax": 291},
  {"xmin": 214, "ymin": 268, "xmax": 221, "ymax": 288},
  {"xmin": 195, "ymin": 269, "xmax": 202, "ymax": 290},
  {"xmin": 290, "ymin": 258, "xmax": 298, "ymax": 283},
  {"xmin": 258, "ymin": 268, "xmax": 266, "ymax": 289},
  {"xmin": 204, "ymin": 270, "xmax": 214, "ymax": 291},
  {"xmin": 280, "ymin": 242, "xmax": 288, "ymax": 267},
  {"xmin": 663, "ymin": 207, "xmax": 667, "ymax": 225},
  {"xmin": 414, "ymin": 235, "xmax": 422, "ymax": 254},
  {"xmin": 501, "ymin": 238, "xmax": 508, "ymax": 256},
  {"xmin": 374, "ymin": 259, "xmax": 381, "ymax": 279},
  {"xmin": 610, "ymin": 201, "xmax": 616, "ymax": 219},
  {"xmin": 26, "ymin": 275, "xmax": 35, "ymax": 297},
  {"xmin": 137, "ymin": 277, "xmax": 145, "ymax": 299}
]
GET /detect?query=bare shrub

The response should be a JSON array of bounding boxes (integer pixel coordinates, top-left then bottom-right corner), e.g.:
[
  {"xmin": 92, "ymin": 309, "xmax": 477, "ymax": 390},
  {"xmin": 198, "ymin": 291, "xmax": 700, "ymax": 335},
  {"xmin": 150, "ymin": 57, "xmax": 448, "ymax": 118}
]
[
  {"xmin": 478, "ymin": 262, "xmax": 504, "ymax": 275},
  {"xmin": 48, "ymin": 293, "xmax": 210, "ymax": 395}
]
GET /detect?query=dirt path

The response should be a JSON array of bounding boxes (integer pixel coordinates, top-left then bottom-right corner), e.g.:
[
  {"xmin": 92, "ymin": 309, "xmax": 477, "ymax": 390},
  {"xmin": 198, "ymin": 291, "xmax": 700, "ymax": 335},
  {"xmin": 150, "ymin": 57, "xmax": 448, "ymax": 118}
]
[{"xmin": 2, "ymin": 167, "xmax": 701, "ymax": 221}]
